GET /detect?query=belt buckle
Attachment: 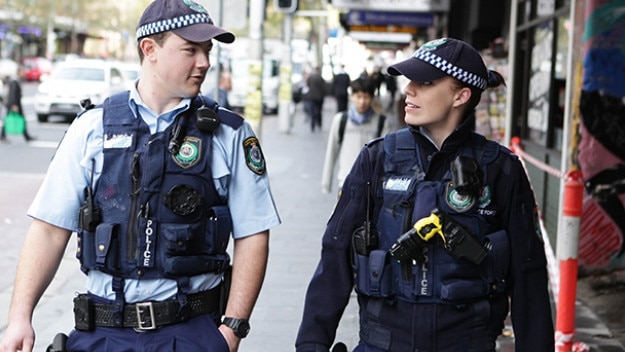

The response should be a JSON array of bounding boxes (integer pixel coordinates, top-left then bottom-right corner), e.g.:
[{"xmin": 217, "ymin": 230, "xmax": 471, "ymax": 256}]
[{"xmin": 135, "ymin": 302, "xmax": 156, "ymax": 330}]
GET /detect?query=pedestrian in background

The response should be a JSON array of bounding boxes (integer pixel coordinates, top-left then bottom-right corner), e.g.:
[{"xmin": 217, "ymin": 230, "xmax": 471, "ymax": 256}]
[
  {"xmin": 383, "ymin": 72, "xmax": 397, "ymax": 111},
  {"xmin": 296, "ymin": 38, "xmax": 554, "ymax": 351},
  {"xmin": 370, "ymin": 65, "xmax": 384, "ymax": 97},
  {"xmin": 1, "ymin": 73, "xmax": 34, "ymax": 143},
  {"xmin": 210, "ymin": 70, "xmax": 232, "ymax": 110},
  {"xmin": 321, "ymin": 78, "xmax": 388, "ymax": 194},
  {"xmin": 302, "ymin": 66, "xmax": 326, "ymax": 132},
  {"xmin": 0, "ymin": 0, "xmax": 280, "ymax": 351},
  {"xmin": 331, "ymin": 65, "xmax": 350, "ymax": 113}
]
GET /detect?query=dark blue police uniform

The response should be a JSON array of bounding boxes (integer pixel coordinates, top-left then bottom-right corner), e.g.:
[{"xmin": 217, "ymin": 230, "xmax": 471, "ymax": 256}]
[{"xmin": 296, "ymin": 114, "xmax": 554, "ymax": 351}]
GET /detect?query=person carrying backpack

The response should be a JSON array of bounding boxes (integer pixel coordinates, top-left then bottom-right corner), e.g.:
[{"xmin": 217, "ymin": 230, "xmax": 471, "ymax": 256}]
[{"xmin": 321, "ymin": 78, "xmax": 388, "ymax": 194}]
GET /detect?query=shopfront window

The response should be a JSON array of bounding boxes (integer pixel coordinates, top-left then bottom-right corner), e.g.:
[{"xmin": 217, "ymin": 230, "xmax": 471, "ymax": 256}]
[{"xmin": 527, "ymin": 22, "xmax": 553, "ymax": 146}]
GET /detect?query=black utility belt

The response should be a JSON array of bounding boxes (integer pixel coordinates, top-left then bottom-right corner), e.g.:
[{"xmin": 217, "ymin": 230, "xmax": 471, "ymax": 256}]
[{"xmin": 73, "ymin": 286, "xmax": 221, "ymax": 331}]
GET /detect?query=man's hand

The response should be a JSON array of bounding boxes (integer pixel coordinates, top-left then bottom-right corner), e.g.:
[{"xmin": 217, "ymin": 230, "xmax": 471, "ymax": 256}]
[
  {"xmin": 0, "ymin": 319, "xmax": 35, "ymax": 352},
  {"xmin": 218, "ymin": 324, "xmax": 241, "ymax": 352}
]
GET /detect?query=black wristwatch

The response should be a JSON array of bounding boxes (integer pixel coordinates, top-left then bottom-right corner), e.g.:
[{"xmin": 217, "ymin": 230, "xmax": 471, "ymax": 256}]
[{"xmin": 221, "ymin": 317, "xmax": 251, "ymax": 338}]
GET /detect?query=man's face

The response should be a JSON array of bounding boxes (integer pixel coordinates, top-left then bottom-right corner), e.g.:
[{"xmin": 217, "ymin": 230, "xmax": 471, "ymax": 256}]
[
  {"xmin": 351, "ymin": 91, "xmax": 373, "ymax": 114},
  {"xmin": 150, "ymin": 33, "xmax": 213, "ymax": 99}
]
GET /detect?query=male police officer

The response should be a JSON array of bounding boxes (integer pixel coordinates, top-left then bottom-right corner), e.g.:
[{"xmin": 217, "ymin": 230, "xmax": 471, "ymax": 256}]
[{"xmin": 0, "ymin": 1, "xmax": 280, "ymax": 351}]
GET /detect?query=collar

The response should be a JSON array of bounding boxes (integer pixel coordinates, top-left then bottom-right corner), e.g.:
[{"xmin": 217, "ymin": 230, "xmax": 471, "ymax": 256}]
[
  {"xmin": 348, "ymin": 106, "xmax": 374, "ymax": 125},
  {"xmin": 409, "ymin": 113, "xmax": 476, "ymax": 153},
  {"xmin": 128, "ymin": 84, "xmax": 193, "ymax": 133}
]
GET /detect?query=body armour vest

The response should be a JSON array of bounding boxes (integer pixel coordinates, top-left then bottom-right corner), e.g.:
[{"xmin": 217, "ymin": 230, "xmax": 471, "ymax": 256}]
[
  {"xmin": 76, "ymin": 92, "xmax": 237, "ymax": 282},
  {"xmin": 353, "ymin": 128, "xmax": 511, "ymax": 304}
]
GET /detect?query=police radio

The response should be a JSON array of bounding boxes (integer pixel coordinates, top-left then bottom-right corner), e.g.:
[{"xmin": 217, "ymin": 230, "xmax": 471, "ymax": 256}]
[
  {"xmin": 168, "ymin": 97, "xmax": 219, "ymax": 155},
  {"xmin": 352, "ymin": 182, "xmax": 378, "ymax": 256},
  {"xmin": 78, "ymin": 159, "xmax": 102, "ymax": 232}
]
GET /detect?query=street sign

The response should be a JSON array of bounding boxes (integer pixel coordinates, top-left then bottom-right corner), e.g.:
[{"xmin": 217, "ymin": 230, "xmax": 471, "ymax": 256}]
[
  {"xmin": 332, "ymin": 0, "xmax": 450, "ymax": 12},
  {"xmin": 347, "ymin": 10, "xmax": 434, "ymax": 27}
]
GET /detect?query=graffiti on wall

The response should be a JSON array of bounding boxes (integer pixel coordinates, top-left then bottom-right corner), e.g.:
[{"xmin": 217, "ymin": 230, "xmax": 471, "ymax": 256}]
[{"xmin": 577, "ymin": 0, "xmax": 625, "ymax": 269}]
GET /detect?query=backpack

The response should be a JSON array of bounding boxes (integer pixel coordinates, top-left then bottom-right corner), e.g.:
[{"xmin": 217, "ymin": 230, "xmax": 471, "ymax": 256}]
[{"xmin": 338, "ymin": 112, "xmax": 386, "ymax": 145}]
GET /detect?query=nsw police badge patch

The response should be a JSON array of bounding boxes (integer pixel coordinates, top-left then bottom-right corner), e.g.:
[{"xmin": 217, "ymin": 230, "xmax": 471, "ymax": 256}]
[
  {"xmin": 243, "ymin": 137, "xmax": 266, "ymax": 175},
  {"xmin": 445, "ymin": 182, "xmax": 476, "ymax": 212},
  {"xmin": 173, "ymin": 137, "xmax": 202, "ymax": 169}
]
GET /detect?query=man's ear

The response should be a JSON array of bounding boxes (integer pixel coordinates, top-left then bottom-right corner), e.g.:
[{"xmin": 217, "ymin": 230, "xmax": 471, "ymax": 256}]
[
  {"xmin": 453, "ymin": 86, "xmax": 472, "ymax": 107},
  {"xmin": 139, "ymin": 38, "xmax": 156, "ymax": 61}
]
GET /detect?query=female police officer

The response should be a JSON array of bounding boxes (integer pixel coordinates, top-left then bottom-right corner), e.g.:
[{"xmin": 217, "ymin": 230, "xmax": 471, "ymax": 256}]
[{"xmin": 296, "ymin": 38, "xmax": 554, "ymax": 351}]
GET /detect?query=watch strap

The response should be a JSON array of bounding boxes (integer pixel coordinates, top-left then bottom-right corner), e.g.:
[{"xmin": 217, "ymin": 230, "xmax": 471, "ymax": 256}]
[{"xmin": 222, "ymin": 316, "xmax": 250, "ymax": 338}]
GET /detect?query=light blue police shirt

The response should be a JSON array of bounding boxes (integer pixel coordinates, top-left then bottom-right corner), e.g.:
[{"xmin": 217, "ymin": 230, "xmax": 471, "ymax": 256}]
[{"xmin": 28, "ymin": 86, "xmax": 281, "ymax": 303}]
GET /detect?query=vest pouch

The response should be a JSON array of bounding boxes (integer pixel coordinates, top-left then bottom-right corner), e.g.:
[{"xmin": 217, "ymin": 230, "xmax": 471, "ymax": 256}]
[
  {"xmin": 440, "ymin": 280, "xmax": 489, "ymax": 301},
  {"xmin": 162, "ymin": 223, "xmax": 198, "ymax": 254},
  {"xmin": 77, "ymin": 229, "xmax": 95, "ymax": 273},
  {"xmin": 94, "ymin": 223, "xmax": 119, "ymax": 271},
  {"xmin": 163, "ymin": 253, "xmax": 230, "ymax": 276},
  {"xmin": 207, "ymin": 205, "xmax": 232, "ymax": 254},
  {"xmin": 481, "ymin": 229, "xmax": 510, "ymax": 294},
  {"xmin": 355, "ymin": 249, "xmax": 394, "ymax": 297}
]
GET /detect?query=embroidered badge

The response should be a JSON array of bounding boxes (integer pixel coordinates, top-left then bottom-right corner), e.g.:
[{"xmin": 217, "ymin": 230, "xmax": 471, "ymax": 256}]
[
  {"xmin": 384, "ymin": 177, "xmax": 411, "ymax": 191},
  {"xmin": 103, "ymin": 133, "xmax": 133, "ymax": 149},
  {"xmin": 184, "ymin": 0, "xmax": 207, "ymax": 13},
  {"xmin": 243, "ymin": 137, "xmax": 266, "ymax": 175},
  {"xmin": 420, "ymin": 38, "xmax": 448, "ymax": 51},
  {"xmin": 173, "ymin": 136, "xmax": 202, "ymax": 168},
  {"xmin": 445, "ymin": 182, "xmax": 475, "ymax": 212},
  {"xmin": 478, "ymin": 185, "xmax": 492, "ymax": 208}
]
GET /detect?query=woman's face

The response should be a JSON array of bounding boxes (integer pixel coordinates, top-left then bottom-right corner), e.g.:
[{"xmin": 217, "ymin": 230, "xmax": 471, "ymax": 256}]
[
  {"xmin": 350, "ymin": 91, "xmax": 374, "ymax": 114},
  {"xmin": 402, "ymin": 76, "xmax": 469, "ymax": 131}
]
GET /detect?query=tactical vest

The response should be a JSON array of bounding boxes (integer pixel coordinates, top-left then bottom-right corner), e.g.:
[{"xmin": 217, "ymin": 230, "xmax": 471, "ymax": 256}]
[
  {"xmin": 76, "ymin": 92, "xmax": 236, "ymax": 287},
  {"xmin": 353, "ymin": 128, "xmax": 511, "ymax": 304}
]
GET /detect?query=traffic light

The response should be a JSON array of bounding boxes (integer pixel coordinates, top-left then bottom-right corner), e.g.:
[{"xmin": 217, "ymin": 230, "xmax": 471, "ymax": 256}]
[{"xmin": 274, "ymin": 0, "xmax": 297, "ymax": 13}]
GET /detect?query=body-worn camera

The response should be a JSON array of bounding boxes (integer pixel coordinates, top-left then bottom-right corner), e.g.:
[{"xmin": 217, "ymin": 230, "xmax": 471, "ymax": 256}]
[{"xmin": 450, "ymin": 155, "xmax": 482, "ymax": 197}]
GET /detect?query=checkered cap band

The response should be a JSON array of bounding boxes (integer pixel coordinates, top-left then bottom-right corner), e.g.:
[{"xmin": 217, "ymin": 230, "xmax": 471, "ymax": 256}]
[
  {"xmin": 136, "ymin": 13, "xmax": 212, "ymax": 40},
  {"xmin": 414, "ymin": 49, "xmax": 487, "ymax": 90}
]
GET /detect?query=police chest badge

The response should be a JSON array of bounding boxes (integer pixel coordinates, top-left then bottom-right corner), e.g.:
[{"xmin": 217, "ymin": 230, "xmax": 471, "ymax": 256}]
[
  {"xmin": 445, "ymin": 182, "xmax": 476, "ymax": 212},
  {"xmin": 243, "ymin": 137, "xmax": 266, "ymax": 175},
  {"xmin": 173, "ymin": 136, "xmax": 202, "ymax": 168}
]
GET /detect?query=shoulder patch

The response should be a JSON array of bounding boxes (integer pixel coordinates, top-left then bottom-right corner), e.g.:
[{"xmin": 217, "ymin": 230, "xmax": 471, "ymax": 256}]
[{"xmin": 243, "ymin": 137, "xmax": 266, "ymax": 175}]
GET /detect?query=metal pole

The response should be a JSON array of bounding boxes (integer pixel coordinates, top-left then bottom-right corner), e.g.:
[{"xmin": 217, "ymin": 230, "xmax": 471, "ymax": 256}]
[
  {"xmin": 245, "ymin": 0, "xmax": 266, "ymax": 134},
  {"xmin": 213, "ymin": 0, "xmax": 223, "ymax": 102},
  {"xmin": 278, "ymin": 13, "xmax": 293, "ymax": 134}
]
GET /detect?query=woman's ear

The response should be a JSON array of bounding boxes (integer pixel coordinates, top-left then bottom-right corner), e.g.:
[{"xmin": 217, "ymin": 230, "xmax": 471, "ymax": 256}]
[{"xmin": 453, "ymin": 86, "xmax": 472, "ymax": 107}]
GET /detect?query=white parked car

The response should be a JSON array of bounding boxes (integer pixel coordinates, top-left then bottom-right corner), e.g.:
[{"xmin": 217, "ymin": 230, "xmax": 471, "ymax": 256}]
[
  {"xmin": 118, "ymin": 62, "xmax": 141, "ymax": 90},
  {"xmin": 35, "ymin": 59, "xmax": 128, "ymax": 122}
]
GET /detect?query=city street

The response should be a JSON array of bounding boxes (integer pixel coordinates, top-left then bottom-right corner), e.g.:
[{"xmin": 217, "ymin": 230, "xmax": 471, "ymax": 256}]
[
  {"xmin": 0, "ymin": 83, "xmax": 623, "ymax": 351},
  {"xmin": 0, "ymin": 88, "xmax": 361, "ymax": 351}
]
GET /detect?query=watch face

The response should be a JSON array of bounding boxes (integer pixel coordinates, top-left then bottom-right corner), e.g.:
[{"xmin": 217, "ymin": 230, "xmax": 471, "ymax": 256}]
[{"xmin": 238, "ymin": 321, "xmax": 251, "ymax": 337}]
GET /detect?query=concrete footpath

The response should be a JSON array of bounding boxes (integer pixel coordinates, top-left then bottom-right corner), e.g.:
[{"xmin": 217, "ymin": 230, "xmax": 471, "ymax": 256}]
[{"xmin": 0, "ymin": 98, "xmax": 623, "ymax": 351}]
